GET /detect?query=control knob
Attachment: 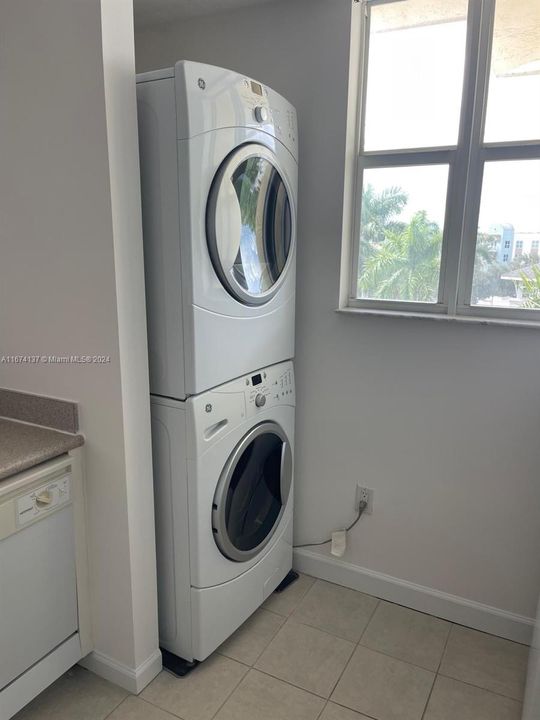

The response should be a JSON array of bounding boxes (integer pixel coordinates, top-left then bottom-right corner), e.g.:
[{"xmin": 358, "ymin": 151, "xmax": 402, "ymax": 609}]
[
  {"xmin": 255, "ymin": 394, "xmax": 266, "ymax": 408},
  {"xmin": 254, "ymin": 106, "xmax": 268, "ymax": 123},
  {"xmin": 36, "ymin": 490, "xmax": 53, "ymax": 507}
]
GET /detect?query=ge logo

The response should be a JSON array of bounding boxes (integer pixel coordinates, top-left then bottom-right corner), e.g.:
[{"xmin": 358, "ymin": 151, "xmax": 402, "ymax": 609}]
[
  {"xmin": 198, "ymin": 78, "xmax": 206, "ymax": 90},
  {"xmin": 205, "ymin": 403, "xmax": 212, "ymax": 413}
]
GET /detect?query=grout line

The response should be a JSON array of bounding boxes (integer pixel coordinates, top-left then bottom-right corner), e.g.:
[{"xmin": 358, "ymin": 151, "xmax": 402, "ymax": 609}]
[
  {"xmin": 325, "ymin": 642, "xmax": 356, "ymax": 701},
  {"xmin": 328, "ymin": 697, "xmax": 380, "ymax": 720},
  {"xmin": 356, "ymin": 598, "xmax": 381, "ymax": 647},
  {"xmin": 433, "ymin": 622, "xmax": 526, "ymax": 703},
  {"xmin": 350, "ymin": 642, "xmax": 442, "ymax": 675},
  {"xmin": 419, "ymin": 628, "xmax": 450, "ymax": 720},
  {"xmin": 250, "ymin": 664, "xmax": 332, "ymax": 702},
  {"xmin": 248, "ymin": 663, "xmax": 330, "ymax": 700},
  {"xmin": 435, "ymin": 672, "xmax": 526, "ymax": 704},
  {"xmin": 449, "ymin": 620, "xmax": 530, "ymax": 647},
  {"xmin": 318, "ymin": 595, "xmax": 382, "ymax": 707},
  {"xmin": 419, "ymin": 673, "xmax": 437, "ymax": 720},
  {"xmin": 419, "ymin": 655, "xmax": 447, "ymax": 720},
  {"xmin": 250, "ymin": 611, "xmax": 287, "ymax": 667},
  {"xmin": 288, "ymin": 574, "xmax": 318, "ymax": 612},
  {"xmin": 72, "ymin": 667, "xmax": 130, "ymax": 720},
  {"xmin": 314, "ymin": 700, "xmax": 329, "ymax": 720},
  {"xmin": 135, "ymin": 693, "xmax": 188, "ymax": 720},
  {"xmin": 138, "ymin": 658, "xmax": 246, "ymax": 720},
  {"xmin": 101, "ymin": 694, "xmax": 135, "ymax": 720},
  {"xmin": 261, "ymin": 607, "xmax": 289, "ymax": 620},
  {"xmin": 207, "ymin": 660, "xmax": 250, "ymax": 720},
  {"xmin": 133, "ymin": 696, "xmax": 186, "ymax": 720},
  {"xmin": 436, "ymin": 622, "xmax": 454, "ymax": 674},
  {"xmin": 323, "ymin": 620, "xmax": 361, "ymax": 702},
  {"xmin": 418, "ymin": 621, "xmax": 453, "ymax": 720},
  {"xmin": 276, "ymin": 614, "xmax": 358, "ymax": 648},
  {"xmin": 223, "ymin": 625, "xmax": 285, "ymax": 668},
  {"xmin": 215, "ymin": 649, "xmax": 251, "ymax": 668}
]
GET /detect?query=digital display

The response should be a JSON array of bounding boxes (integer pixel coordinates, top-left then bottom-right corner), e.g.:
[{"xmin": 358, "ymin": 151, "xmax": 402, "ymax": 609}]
[
  {"xmin": 251, "ymin": 373, "xmax": 262, "ymax": 386},
  {"xmin": 250, "ymin": 81, "xmax": 263, "ymax": 96}
]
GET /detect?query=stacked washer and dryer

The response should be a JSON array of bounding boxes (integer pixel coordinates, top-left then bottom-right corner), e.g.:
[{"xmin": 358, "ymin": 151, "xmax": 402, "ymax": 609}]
[{"xmin": 136, "ymin": 61, "xmax": 298, "ymax": 673}]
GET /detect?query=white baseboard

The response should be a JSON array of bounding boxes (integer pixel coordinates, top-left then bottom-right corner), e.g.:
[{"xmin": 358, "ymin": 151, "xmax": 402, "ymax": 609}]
[
  {"xmin": 294, "ymin": 548, "xmax": 534, "ymax": 645},
  {"xmin": 80, "ymin": 648, "xmax": 162, "ymax": 694}
]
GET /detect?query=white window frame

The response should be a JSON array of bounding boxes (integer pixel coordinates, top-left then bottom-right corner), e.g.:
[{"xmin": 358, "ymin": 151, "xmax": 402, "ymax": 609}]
[{"xmin": 340, "ymin": 0, "xmax": 540, "ymax": 325}]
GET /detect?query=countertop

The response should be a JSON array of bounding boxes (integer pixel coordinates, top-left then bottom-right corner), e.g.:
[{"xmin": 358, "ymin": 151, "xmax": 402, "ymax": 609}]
[{"xmin": 0, "ymin": 417, "xmax": 84, "ymax": 481}]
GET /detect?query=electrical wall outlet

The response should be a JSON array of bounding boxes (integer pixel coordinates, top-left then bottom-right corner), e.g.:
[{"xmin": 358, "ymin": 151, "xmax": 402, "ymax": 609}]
[{"xmin": 355, "ymin": 485, "xmax": 374, "ymax": 515}]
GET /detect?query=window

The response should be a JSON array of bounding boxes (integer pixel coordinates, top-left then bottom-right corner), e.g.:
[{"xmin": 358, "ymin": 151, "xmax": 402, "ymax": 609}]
[{"xmin": 345, "ymin": 0, "xmax": 540, "ymax": 322}]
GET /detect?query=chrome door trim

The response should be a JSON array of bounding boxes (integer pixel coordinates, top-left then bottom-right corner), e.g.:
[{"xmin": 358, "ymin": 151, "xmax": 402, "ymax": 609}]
[
  {"xmin": 212, "ymin": 421, "xmax": 293, "ymax": 563},
  {"xmin": 206, "ymin": 143, "xmax": 296, "ymax": 306}
]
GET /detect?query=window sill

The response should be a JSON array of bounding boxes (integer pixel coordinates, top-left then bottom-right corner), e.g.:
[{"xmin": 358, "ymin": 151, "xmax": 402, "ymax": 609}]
[{"xmin": 336, "ymin": 306, "xmax": 540, "ymax": 329}]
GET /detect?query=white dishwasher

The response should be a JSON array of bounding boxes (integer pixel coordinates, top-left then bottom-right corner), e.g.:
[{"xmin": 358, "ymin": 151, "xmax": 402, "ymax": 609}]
[{"xmin": 0, "ymin": 466, "xmax": 79, "ymax": 691}]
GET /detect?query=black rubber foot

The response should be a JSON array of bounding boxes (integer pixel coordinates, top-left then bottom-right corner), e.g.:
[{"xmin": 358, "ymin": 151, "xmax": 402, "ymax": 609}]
[
  {"xmin": 274, "ymin": 569, "xmax": 299, "ymax": 593},
  {"xmin": 161, "ymin": 648, "xmax": 198, "ymax": 677}
]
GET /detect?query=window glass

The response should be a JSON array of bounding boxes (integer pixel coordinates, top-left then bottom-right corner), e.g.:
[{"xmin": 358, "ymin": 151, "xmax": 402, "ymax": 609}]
[
  {"xmin": 350, "ymin": 0, "xmax": 539, "ymax": 319},
  {"xmin": 471, "ymin": 160, "xmax": 540, "ymax": 308},
  {"xmin": 364, "ymin": 0, "xmax": 467, "ymax": 151},
  {"xmin": 357, "ymin": 165, "xmax": 449, "ymax": 303},
  {"xmin": 484, "ymin": 0, "xmax": 540, "ymax": 142}
]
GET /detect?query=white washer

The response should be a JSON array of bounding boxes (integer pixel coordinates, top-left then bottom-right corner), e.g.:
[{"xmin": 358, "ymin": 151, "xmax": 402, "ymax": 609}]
[
  {"xmin": 150, "ymin": 360, "xmax": 294, "ymax": 665},
  {"xmin": 137, "ymin": 61, "xmax": 298, "ymax": 399}
]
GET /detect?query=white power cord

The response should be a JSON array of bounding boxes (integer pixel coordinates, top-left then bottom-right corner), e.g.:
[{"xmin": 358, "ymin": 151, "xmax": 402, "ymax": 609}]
[{"xmin": 293, "ymin": 500, "xmax": 368, "ymax": 549}]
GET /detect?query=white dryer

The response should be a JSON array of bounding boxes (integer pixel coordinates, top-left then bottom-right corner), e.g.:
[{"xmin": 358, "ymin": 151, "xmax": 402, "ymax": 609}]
[
  {"xmin": 150, "ymin": 360, "xmax": 295, "ymax": 668},
  {"xmin": 137, "ymin": 61, "xmax": 298, "ymax": 399}
]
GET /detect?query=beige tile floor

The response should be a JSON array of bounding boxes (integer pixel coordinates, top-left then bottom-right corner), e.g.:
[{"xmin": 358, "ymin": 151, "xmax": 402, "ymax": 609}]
[{"xmin": 14, "ymin": 574, "xmax": 529, "ymax": 720}]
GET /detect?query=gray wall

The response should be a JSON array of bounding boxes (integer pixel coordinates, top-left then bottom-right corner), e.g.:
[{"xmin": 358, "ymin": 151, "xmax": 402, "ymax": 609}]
[
  {"xmin": 1, "ymin": 0, "xmax": 159, "ymax": 682},
  {"xmin": 135, "ymin": 0, "xmax": 540, "ymax": 620}
]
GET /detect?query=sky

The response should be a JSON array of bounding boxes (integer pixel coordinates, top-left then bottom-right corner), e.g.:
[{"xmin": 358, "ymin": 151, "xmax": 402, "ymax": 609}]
[{"xmin": 363, "ymin": 14, "xmax": 540, "ymax": 234}]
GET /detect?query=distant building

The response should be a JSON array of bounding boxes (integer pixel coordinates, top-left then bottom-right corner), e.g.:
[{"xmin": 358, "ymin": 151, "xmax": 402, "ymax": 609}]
[
  {"xmin": 488, "ymin": 224, "xmax": 514, "ymax": 264},
  {"xmin": 513, "ymin": 232, "xmax": 540, "ymax": 261}
]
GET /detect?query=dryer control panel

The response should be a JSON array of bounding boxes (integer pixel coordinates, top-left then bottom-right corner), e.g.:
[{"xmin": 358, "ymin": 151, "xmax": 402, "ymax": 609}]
[{"xmin": 173, "ymin": 61, "xmax": 298, "ymax": 161}]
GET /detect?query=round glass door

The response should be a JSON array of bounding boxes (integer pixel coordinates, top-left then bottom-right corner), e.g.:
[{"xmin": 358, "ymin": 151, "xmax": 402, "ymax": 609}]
[
  {"xmin": 212, "ymin": 422, "xmax": 292, "ymax": 562},
  {"xmin": 206, "ymin": 144, "xmax": 294, "ymax": 306}
]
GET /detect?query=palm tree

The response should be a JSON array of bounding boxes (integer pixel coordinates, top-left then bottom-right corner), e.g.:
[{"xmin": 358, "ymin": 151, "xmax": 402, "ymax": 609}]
[
  {"xmin": 520, "ymin": 265, "xmax": 540, "ymax": 309},
  {"xmin": 359, "ymin": 210, "xmax": 442, "ymax": 302},
  {"xmin": 360, "ymin": 184, "xmax": 408, "ymax": 248}
]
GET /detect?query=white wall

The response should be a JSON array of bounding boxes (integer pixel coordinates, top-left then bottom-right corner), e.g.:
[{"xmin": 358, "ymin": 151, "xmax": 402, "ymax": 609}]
[
  {"xmin": 0, "ymin": 0, "xmax": 159, "ymax": 690},
  {"xmin": 135, "ymin": 0, "xmax": 540, "ymax": 633}
]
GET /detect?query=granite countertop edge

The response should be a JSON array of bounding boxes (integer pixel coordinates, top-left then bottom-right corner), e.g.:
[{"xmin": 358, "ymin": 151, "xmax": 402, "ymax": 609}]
[{"xmin": 0, "ymin": 417, "xmax": 85, "ymax": 482}]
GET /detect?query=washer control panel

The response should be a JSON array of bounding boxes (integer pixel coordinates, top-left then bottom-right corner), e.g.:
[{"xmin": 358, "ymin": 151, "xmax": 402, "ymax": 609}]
[
  {"xmin": 191, "ymin": 360, "xmax": 295, "ymax": 453},
  {"xmin": 245, "ymin": 361, "xmax": 294, "ymax": 412}
]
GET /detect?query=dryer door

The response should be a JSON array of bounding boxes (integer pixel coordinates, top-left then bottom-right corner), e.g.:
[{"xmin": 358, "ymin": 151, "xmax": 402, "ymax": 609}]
[
  {"xmin": 212, "ymin": 421, "xmax": 292, "ymax": 562},
  {"xmin": 206, "ymin": 143, "xmax": 294, "ymax": 306}
]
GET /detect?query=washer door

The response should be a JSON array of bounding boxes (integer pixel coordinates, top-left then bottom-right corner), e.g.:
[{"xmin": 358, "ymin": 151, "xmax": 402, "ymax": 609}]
[
  {"xmin": 206, "ymin": 144, "xmax": 294, "ymax": 306},
  {"xmin": 212, "ymin": 421, "xmax": 293, "ymax": 562}
]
